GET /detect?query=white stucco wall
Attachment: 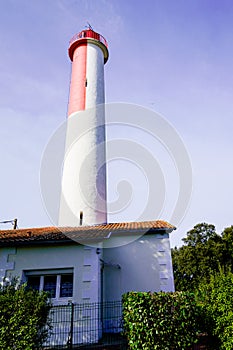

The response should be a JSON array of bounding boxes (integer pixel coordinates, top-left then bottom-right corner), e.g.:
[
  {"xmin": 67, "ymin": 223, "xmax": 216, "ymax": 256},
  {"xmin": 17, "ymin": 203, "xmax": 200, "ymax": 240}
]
[
  {"xmin": 103, "ymin": 233, "xmax": 174, "ymax": 302},
  {"xmin": 0, "ymin": 243, "xmax": 101, "ymax": 305},
  {"xmin": 85, "ymin": 43, "xmax": 105, "ymax": 108},
  {"xmin": 0, "ymin": 231, "xmax": 174, "ymax": 305},
  {"xmin": 0, "ymin": 232, "xmax": 174, "ymax": 346}
]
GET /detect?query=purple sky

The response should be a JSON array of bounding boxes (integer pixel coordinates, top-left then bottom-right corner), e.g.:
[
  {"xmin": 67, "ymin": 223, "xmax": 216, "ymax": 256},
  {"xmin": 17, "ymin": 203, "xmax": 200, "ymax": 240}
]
[{"xmin": 0, "ymin": 0, "xmax": 233, "ymax": 247}]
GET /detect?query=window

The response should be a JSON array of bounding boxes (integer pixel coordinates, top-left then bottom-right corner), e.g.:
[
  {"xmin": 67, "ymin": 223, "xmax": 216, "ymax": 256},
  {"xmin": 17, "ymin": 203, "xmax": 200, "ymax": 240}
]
[
  {"xmin": 25, "ymin": 269, "xmax": 73, "ymax": 299},
  {"xmin": 44, "ymin": 275, "xmax": 57, "ymax": 298},
  {"xmin": 27, "ymin": 276, "xmax": 40, "ymax": 291},
  {"xmin": 60, "ymin": 274, "xmax": 73, "ymax": 298}
]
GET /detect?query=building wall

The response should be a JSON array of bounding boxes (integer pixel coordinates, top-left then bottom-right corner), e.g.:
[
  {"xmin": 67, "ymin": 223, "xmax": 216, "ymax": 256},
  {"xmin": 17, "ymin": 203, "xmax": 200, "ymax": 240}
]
[
  {"xmin": 0, "ymin": 243, "xmax": 101, "ymax": 305},
  {"xmin": 103, "ymin": 233, "xmax": 174, "ymax": 302},
  {"xmin": 0, "ymin": 232, "xmax": 174, "ymax": 305}
]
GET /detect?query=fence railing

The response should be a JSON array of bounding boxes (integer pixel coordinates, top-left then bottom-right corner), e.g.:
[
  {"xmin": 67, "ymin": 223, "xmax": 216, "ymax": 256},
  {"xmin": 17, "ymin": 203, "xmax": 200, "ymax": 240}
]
[{"xmin": 44, "ymin": 301, "xmax": 127, "ymax": 349}]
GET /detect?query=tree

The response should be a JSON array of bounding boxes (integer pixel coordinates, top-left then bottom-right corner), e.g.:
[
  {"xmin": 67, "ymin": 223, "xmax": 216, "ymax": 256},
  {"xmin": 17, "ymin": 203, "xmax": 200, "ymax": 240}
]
[
  {"xmin": 183, "ymin": 223, "xmax": 217, "ymax": 246},
  {"xmin": 172, "ymin": 223, "xmax": 224, "ymax": 291},
  {"xmin": 172, "ymin": 223, "xmax": 233, "ymax": 347},
  {"xmin": 221, "ymin": 225, "xmax": 233, "ymax": 270}
]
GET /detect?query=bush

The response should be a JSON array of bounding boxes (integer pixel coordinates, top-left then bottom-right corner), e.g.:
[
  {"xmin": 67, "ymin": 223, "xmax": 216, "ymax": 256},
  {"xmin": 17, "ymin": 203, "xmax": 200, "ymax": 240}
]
[
  {"xmin": 122, "ymin": 291, "xmax": 203, "ymax": 350},
  {"xmin": 197, "ymin": 270, "xmax": 233, "ymax": 350},
  {"xmin": 0, "ymin": 279, "xmax": 51, "ymax": 350}
]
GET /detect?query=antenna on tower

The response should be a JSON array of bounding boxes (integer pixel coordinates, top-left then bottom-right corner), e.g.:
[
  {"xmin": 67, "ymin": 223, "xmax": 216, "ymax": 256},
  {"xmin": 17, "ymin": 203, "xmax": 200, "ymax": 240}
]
[{"xmin": 86, "ymin": 22, "xmax": 93, "ymax": 30}]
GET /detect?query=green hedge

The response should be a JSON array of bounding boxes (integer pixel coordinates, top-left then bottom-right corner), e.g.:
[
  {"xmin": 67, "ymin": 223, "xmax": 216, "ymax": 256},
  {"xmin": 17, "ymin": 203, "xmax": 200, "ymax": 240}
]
[
  {"xmin": 197, "ymin": 271, "xmax": 233, "ymax": 350},
  {"xmin": 0, "ymin": 280, "xmax": 51, "ymax": 350},
  {"xmin": 122, "ymin": 291, "xmax": 203, "ymax": 350}
]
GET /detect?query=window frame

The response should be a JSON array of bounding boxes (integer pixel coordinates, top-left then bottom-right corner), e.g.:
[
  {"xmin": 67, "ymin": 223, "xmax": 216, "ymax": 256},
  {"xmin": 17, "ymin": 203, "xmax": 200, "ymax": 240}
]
[{"xmin": 24, "ymin": 268, "xmax": 74, "ymax": 300}]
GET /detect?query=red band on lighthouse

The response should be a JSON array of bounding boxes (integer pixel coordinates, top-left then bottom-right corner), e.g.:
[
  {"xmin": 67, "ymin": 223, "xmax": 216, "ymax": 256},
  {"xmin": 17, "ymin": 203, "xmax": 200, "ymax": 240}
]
[{"xmin": 68, "ymin": 44, "xmax": 87, "ymax": 115}]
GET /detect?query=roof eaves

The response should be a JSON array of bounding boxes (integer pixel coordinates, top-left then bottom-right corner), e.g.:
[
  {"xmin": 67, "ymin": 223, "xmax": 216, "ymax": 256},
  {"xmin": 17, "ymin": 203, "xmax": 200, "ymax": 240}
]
[
  {"xmin": 0, "ymin": 238, "xmax": 75, "ymax": 247},
  {"xmin": 109, "ymin": 227, "xmax": 175, "ymax": 237}
]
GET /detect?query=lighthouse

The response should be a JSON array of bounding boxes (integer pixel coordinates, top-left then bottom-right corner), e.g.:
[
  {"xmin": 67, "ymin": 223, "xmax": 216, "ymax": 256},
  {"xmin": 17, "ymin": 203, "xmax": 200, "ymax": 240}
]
[{"xmin": 59, "ymin": 28, "xmax": 109, "ymax": 227}]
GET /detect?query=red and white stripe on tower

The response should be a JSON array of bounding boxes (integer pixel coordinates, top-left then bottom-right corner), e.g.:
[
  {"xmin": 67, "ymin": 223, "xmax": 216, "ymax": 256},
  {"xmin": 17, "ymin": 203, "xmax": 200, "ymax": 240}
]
[
  {"xmin": 59, "ymin": 29, "xmax": 109, "ymax": 227},
  {"xmin": 68, "ymin": 29, "xmax": 108, "ymax": 115}
]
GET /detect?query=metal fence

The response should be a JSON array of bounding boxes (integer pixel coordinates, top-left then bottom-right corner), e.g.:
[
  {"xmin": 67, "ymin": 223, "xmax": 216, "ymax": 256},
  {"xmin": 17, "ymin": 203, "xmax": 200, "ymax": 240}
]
[
  {"xmin": 43, "ymin": 301, "xmax": 127, "ymax": 349},
  {"xmin": 43, "ymin": 302, "xmax": 211, "ymax": 350}
]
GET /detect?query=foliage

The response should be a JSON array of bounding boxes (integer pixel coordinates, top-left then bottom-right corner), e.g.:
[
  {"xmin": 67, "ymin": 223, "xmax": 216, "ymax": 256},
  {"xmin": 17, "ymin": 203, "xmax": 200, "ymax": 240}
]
[
  {"xmin": 221, "ymin": 225, "xmax": 233, "ymax": 268},
  {"xmin": 0, "ymin": 278, "xmax": 51, "ymax": 350},
  {"xmin": 172, "ymin": 222, "xmax": 233, "ymax": 348},
  {"xmin": 122, "ymin": 291, "xmax": 203, "ymax": 350},
  {"xmin": 197, "ymin": 270, "xmax": 233, "ymax": 350},
  {"xmin": 182, "ymin": 223, "xmax": 217, "ymax": 246},
  {"xmin": 172, "ymin": 223, "xmax": 225, "ymax": 292}
]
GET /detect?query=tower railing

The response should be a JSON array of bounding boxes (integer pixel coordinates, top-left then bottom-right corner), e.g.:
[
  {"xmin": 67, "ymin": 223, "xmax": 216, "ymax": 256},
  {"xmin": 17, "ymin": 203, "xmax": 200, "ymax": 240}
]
[{"xmin": 69, "ymin": 30, "xmax": 108, "ymax": 48}]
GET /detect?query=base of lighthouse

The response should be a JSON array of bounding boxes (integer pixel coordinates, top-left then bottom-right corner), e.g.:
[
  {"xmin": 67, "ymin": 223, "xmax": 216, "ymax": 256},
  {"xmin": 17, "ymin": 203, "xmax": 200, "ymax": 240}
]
[{"xmin": 59, "ymin": 106, "xmax": 107, "ymax": 227}]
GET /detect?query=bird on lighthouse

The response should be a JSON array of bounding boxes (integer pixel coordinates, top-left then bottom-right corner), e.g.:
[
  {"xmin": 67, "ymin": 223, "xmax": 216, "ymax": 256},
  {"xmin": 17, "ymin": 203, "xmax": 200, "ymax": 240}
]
[{"xmin": 59, "ymin": 27, "xmax": 109, "ymax": 227}]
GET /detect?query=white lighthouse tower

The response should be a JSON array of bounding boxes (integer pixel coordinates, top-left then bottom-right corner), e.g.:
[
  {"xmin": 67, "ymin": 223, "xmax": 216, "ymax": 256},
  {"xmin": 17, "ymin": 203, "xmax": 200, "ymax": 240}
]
[{"xmin": 59, "ymin": 28, "xmax": 109, "ymax": 227}]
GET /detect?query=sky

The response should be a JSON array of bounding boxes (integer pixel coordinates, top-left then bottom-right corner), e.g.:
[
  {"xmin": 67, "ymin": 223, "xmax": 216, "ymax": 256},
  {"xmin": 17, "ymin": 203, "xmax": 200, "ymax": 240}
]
[{"xmin": 0, "ymin": 0, "xmax": 233, "ymax": 247}]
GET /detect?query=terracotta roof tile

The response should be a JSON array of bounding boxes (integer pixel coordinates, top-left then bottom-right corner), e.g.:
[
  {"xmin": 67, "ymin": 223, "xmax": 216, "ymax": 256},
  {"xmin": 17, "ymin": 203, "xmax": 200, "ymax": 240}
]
[{"xmin": 0, "ymin": 220, "xmax": 175, "ymax": 246}]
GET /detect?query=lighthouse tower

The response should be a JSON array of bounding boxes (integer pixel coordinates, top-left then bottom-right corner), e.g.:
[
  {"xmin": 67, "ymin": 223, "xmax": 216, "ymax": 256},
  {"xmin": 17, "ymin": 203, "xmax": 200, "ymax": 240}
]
[{"xmin": 59, "ymin": 28, "xmax": 109, "ymax": 227}]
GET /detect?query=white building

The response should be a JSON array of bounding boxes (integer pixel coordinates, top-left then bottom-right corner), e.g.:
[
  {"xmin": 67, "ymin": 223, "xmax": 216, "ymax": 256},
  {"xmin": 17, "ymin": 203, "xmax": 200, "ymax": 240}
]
[
  {"xmin": 0, "ymin": 220, "xmax": 175, "ymax": 305},
  {"xmin": 0, "ymin": 221, "xmax": 175, "ymax": 346}
]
